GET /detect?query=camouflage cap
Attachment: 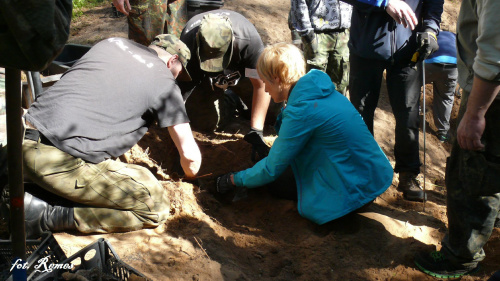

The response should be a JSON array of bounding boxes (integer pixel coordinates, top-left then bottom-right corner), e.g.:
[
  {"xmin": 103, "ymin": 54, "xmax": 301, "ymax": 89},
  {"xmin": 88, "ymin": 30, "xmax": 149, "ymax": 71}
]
[
  {"xmin": 151, "ymin": 34, "xmax": 192, "ymax": 81},
  {"xmin": 196, "ymin": 13, "xmax": 234, "ymax": 72}
]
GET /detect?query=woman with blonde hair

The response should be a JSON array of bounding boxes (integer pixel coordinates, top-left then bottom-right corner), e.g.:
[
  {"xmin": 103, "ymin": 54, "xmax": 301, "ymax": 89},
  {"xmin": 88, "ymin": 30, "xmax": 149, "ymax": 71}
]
[{"xmin": 217, "ymin": 43, "xmax": 393, "ymax": 224}]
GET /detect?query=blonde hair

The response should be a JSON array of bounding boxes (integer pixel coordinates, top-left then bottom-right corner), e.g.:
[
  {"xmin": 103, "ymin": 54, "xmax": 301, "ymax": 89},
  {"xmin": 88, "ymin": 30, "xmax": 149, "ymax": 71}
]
[{"xmin": 257, "ymin": 43, "xmax": 306, "ymax": 89}]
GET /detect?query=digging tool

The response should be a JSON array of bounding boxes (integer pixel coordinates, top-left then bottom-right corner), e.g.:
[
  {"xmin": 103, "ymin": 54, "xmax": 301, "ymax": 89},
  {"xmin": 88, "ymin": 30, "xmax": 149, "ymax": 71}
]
[
  {"xmin": 421, "ymin": 59, "xmax": 427, "ymax": 212},
  {"xmin": 411, "ymin": 32, "xmax": 431, "ymax": 211}
]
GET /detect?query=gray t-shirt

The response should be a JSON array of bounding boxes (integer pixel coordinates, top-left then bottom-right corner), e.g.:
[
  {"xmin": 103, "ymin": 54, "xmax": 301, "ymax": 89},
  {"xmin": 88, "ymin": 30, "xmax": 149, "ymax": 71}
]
[{"xmin": 26, "ymin": 38, "xmax": 189, "ymax": 163}]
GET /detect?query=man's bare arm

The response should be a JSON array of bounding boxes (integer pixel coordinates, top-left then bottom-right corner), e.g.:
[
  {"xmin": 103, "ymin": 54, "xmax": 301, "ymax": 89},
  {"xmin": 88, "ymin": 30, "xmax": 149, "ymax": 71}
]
[
  {"xmin": 249, "ymin": 77, "xmax": 270, "ymax": 131},
  {"xmin": 168, "ymin": 123, "xmax": 202, "ymax": 178},
  {"xmin": 112, "ymin": 0, "xmax": 131, "ymax": 15},
  {"xmin": 385, "ymin": 0, "xmax": 418, "ymax": 30},
  {"xmin": 457, "ymin": 76, "xmax": 500, "ymax": 151}
]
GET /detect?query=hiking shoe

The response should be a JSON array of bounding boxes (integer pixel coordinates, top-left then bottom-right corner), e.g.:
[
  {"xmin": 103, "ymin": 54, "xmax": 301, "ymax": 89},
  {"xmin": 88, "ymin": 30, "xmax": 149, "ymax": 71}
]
[
  {"xmin": 398, "ymin": 172, "xmax": 426, "ymax": 202},
  {"xmin": 415, "ymin": 251, "xmax": 479, "ymax": 279}
]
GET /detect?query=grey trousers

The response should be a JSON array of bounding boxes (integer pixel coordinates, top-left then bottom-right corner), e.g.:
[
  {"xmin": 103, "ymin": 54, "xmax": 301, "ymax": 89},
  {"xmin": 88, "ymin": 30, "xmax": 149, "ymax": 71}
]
[{"xmin": 424, "ymin": 63, "xmax": 458, "ymax": 136}]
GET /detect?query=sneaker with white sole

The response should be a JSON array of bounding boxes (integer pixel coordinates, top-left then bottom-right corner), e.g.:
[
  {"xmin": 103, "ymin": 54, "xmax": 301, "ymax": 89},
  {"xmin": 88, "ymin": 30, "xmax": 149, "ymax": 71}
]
[{"xmin": 414, "ymin": 251, "xmax": 479, "ymax": 279}]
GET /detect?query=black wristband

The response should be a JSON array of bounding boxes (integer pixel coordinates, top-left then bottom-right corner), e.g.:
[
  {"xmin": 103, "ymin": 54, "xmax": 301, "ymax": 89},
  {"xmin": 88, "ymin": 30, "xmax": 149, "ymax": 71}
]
[{"xmin": 248, "ymin": 127, "xmax": 263, "ymax": 138}]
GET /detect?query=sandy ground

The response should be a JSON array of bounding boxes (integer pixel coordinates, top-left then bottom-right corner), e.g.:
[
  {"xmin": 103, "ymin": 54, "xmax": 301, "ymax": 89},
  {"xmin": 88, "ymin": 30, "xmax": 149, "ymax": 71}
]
[{"xmin": 28, "ymin": 0, "xmax": 500, "ymax": 280}]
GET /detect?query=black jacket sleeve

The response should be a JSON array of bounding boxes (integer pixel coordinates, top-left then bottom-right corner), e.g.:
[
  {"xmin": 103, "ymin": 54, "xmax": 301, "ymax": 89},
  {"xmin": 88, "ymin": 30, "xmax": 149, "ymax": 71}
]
[
  {"xmin": 340, "ymin": 0, "xmax": 386, "ymax": 13},
  {"xmin": 421, "ymin": 0, "xmax": 444, "ymax": 34}
]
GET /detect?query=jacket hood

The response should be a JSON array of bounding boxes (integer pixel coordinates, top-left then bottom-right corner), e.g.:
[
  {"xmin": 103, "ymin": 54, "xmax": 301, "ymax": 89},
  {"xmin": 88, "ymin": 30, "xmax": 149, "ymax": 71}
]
[{"xmin": 288, "ymin": 70, "xmax": 336, "ymax": 105}]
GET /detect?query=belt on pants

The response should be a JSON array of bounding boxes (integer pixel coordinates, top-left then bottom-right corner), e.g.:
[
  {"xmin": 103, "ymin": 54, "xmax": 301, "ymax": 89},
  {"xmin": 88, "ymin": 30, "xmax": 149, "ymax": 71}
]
[
  {"xmin": 430, "ymin": 63, "xmax": 457, "ymax": 69},
  {"xmin": 315, "ymin": 28, "xmax": 346, "ymax": 34},
  {"xmin": 25, "ymin": 128, "xmax": 54, "ymax": 147}
]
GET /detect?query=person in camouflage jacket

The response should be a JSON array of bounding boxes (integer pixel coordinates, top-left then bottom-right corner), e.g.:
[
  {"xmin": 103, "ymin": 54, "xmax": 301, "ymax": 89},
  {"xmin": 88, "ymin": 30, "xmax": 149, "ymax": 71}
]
[
  {"xmin": 290, "ymin": 0, "xmax": 352, "ymax": 95},
  {"xmin": 113, "ymin": 0, "xmax": 187, "ymax": 45},
  {"xmin": 0, "ymin": 0, "xmax": 72, "ymax": 70}
]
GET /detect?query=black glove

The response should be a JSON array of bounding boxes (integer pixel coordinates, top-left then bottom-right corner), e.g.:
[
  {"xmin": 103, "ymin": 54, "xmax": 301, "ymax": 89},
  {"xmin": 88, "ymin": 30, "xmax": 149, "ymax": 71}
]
[
  {"xmin": 216, "ymin": 173, "xmax": 235, "ymax": 194},
  {"xmin": 244, "ymin": 128, "xmax": 270, "ymax": 162},
  {"xmin": 302, "ymin": 30, "xmax": 315, "ymax": 43},
  {"xmin": 291, "ymin": 29, "xmax": 302, "ymax": 50},
  {"xmin": 215, "ymin": 173, "xmax": 248, "ymax": 201},
  {"xmin": 411, "ymin": 30, "xmax": 439, "ymax": 65},
  {"xmin": 302, "ymin": 30, "xmax": 318, "ymax": 54}
]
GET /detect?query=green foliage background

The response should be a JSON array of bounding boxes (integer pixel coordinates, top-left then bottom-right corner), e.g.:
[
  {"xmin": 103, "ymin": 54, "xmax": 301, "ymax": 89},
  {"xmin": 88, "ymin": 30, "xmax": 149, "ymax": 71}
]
[{"xmin": 73, "ymin": 0, "xmax": 106, "ymax": 17}]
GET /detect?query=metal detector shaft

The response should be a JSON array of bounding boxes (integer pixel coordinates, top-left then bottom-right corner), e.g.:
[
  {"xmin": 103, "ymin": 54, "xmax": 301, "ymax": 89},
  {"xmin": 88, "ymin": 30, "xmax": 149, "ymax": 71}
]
[{"xmin": 422, "ymin": 61, "xmax": 427, "ymax": 212}]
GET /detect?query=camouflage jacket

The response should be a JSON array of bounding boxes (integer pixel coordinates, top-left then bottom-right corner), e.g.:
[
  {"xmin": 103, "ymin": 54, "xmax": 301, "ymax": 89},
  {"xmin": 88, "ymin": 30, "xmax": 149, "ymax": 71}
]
[
  {"xmin": 0, "ymin": 0, "xmax": 72, "ymax": 71},
  {"xmin": 290, "ymin": 0, "xmax": 352, "ymax": 35}
]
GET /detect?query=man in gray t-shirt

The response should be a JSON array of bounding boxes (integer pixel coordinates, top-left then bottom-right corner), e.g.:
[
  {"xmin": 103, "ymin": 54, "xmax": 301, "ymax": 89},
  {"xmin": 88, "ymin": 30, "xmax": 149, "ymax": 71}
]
[{"xmin": 12, "ymin": 35, "xmax": 202, "ymax": 238}]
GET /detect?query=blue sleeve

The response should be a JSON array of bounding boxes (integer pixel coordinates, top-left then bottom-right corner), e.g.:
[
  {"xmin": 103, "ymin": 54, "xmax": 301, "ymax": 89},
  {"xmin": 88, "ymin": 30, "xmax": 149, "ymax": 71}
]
[
  {"xmin": 233, "ymin": 106, "xmax": 314, "ymax": 187},
  {"xmin": 425, "ymin": 31, "xmax": 457, "ymax": 63},
  {"xmin": 340, "ymin": 0, "xmax": 388, "ymax": 11}
]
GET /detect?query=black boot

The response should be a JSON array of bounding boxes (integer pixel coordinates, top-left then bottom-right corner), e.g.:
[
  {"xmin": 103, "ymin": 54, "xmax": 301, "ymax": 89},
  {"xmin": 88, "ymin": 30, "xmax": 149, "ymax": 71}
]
[
  {"xmin": 398, "ymin": 172, "xmax": 427, "ymax": 202},
  {"xmin": 1, "ymin": 189, "xmax": 76, "ymax": 239},
  {"xmin": 24, "ymin": 192, "xmax": 76, "ymax": 238}
]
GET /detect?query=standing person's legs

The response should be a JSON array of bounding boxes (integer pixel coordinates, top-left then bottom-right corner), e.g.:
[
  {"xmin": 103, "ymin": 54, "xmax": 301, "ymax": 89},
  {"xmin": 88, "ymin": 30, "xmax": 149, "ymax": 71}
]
[
  {"xmin": 303, "ymin": 32, "xmax": 328, "ymax": 73},
  {"xmin": 386, "ymin": 63, "xmax": 424, "ymax": 201},
  {"xmin": 164, "ymin": 0, "xmax": 187, "ymax": 38},
  {"xmin": 23, "ymin": 140, "xmax": 170, "ymax": 233},
  {"xmin": 386, "ymin": 64, "xmax": 421, "ymax": 174},
  {"xmin": 426, "ymin": 64, "xmax": 457, "ymax": 138},
  {"xmin": 288, "ymin": 11, "xmax": 301, "ymax": 47},
  {"xmin": 348, "ymin": 53, "xmax": 385, "ymax": 134},
  {"xmin": 128, "ymin": 0, "xmax": 168, "ymax": 45},
  {"xmin": 325, "ymin": 30, "xmax": 350, "ymax": 96},
  {"xmin": 415, "ymin": 97, "xmax": 500, "ymax": 278},
  {"xmin": 441, "ymin": 96, "xmax": 500, "ymax": 268}
]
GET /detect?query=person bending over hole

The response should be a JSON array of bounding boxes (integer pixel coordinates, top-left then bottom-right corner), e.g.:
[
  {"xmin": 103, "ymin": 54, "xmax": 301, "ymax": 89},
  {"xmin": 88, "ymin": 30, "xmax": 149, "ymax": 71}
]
[{"xmin": 0, "ymin": 35, "xmax": 201, "ymax": 239}]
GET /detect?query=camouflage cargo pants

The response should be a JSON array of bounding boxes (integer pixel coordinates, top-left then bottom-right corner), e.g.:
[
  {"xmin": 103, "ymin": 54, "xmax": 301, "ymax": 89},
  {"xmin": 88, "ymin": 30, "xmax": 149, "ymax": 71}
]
[
  {"xmin": 287, "ymin": 10, "xmax": 301, "ymax": 45},
  {"xmin": 441, "ymin": 92, "xmax": 500, "ymax": 267},
  {"xmin": 22, "ymin": 139, "xmax": 170, "ymax": 233},
  {"xmin": 302, "ymin": 30, "xmax": 350, "ymax": 95},
  {"xmin": 128, "ymin": 0, "xmax": 187, "ymax": 46}
]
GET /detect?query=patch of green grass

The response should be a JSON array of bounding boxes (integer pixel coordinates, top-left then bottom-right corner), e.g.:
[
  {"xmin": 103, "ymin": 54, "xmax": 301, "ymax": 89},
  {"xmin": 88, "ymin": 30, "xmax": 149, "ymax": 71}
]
[{"xmin": 72, "ymin": 0, "xmax": 106, "ymax": 18}]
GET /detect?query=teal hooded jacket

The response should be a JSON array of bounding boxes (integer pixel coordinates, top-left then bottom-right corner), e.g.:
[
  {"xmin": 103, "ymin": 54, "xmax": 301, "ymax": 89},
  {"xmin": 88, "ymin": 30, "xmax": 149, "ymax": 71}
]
[{"xmin": 234, "ymin": 70, "xmax": 393, "ymax": 224}]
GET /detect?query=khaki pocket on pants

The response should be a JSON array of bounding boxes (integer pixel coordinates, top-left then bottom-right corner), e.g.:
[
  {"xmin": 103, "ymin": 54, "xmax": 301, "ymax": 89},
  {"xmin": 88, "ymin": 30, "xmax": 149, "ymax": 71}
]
[
  {"xmin": 85, "ymin": 160, "xmax": 159, "ymax": 212},
  {"xmin": 23, "ymin": 140, "xmax": 84, "ymax": 178}
]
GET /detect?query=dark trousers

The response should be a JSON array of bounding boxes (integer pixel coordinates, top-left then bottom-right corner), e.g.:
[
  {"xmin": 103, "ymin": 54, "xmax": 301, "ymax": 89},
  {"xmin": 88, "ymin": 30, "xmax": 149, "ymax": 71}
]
[
  {"xmin": 442, "ymin": 95, "xmax": 500, "ymax": 267},
  {"xmin": 349, "ymin": 53, "xmax": 421, "ymax": 174}
]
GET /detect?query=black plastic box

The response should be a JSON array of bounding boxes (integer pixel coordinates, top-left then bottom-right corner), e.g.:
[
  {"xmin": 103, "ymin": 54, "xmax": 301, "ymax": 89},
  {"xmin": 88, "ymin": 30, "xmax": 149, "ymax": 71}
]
[
  {"xmin": 0, "ymin": 232, "xmax": 68, "ymax": 281},
  {"xmin": 37, "ymin": 238, "xmax": 150, "ymax": 281}
]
